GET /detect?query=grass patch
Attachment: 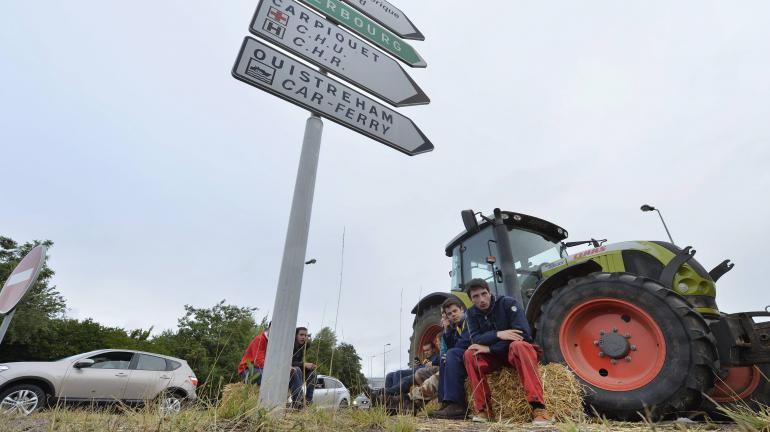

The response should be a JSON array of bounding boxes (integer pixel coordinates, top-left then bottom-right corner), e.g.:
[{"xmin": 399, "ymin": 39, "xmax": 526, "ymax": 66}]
[
  {"xmin": 0, "ymin": 402, "xmax": 751, "ymax": 431},
  {"xmin": 718, "ymin": 402, "xmax": 770, "ymax": 431}
]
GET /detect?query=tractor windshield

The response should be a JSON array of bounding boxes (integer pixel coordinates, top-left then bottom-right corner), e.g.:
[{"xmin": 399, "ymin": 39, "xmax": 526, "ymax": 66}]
[
  {"xmin": 509, "ymin": 229, "xmax": 563, "ymax": 271},
  {"xmin": 450, "ymin": 226, "xmax": 562, "ymax": 295}
]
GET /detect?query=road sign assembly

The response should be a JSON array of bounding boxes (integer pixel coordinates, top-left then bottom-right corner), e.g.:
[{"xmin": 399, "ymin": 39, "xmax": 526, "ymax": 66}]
[
  {"xmin": 250, "ymin": 0, "xmax": 428, "ymax": 106},
  {"xmin": 231, "ymin": 0, "xmax": 429, "ymax": 413}
]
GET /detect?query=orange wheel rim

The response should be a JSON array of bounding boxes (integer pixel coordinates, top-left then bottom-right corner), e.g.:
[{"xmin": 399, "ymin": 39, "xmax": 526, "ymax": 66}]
[
  {"xmin": 711, "ymin": 366, "xmax": 762, "ymax": 403},
  {"xmin": 559, "ymin": 298, "xmax": 667, "ymax": 391}
]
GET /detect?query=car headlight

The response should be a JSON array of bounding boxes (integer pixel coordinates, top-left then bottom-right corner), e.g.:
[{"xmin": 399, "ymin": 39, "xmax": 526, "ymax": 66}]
[
  {"xmin": 0, "ymin": 365, "xmax": 8, "ymax": 372},
  {"xmin": 353, "ymin": 400, "xmax": 358, "ymax": 405}
]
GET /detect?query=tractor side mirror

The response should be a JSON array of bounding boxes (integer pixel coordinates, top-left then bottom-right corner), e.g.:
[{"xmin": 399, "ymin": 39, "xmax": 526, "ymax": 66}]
[
  {"xmin": 461, "ymin": 210, "xmax": 479, "ymax": 234},
  {"xmin": 74, "ymin": 359, "xmax": 95, "ymax": 369}
]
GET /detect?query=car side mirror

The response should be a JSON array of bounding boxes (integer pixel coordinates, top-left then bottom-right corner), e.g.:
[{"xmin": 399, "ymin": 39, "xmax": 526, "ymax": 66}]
[{"xmin": 74, "ymin": 359, "xmax": 95, "ymax": 369}]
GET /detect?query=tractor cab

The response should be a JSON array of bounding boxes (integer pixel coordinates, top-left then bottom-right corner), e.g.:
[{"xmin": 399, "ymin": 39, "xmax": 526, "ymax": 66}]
[{"xmin": 445, "ymin": 209, "xmax": 568, "ymax": 307}]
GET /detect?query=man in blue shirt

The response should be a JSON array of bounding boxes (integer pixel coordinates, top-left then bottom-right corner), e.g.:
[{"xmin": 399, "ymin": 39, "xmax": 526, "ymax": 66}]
[
  {"xmin": 429, "ymin": 296, "xmax": 471, "ymax": 419},
  {"xmin": 463, "ymin": 278, "xmax": 551, "ymax": 424}
]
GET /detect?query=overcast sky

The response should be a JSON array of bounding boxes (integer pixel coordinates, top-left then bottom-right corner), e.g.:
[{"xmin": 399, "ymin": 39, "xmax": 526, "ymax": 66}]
[{"xmin": 2, "ymin": 1, "xmax": 770, "ymax": 377}]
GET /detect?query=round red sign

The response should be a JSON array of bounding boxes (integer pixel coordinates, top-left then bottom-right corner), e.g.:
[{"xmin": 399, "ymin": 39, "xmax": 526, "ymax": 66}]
[{"xmin": 0, "ymin": 245, "xmax": 47, "ymax": 314}]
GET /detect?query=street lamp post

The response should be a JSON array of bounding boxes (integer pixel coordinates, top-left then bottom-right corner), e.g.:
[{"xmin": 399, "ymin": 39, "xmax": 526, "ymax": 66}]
[
  {"xmin": 383, "ymin": 343, "xmax": 391, "ymax": 381},
  {"xmin": 641, "ymin": 204, "xmax": 675, "ymax": 244}
]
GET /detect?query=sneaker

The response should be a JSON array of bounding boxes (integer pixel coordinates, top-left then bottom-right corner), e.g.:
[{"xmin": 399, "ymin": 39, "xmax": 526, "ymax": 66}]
[
  {"xmin": 429, "ymin": 403, "xmax": 467, "ymax": 420},
  {"xmin": 532, "ymin": 408, "xmax": 553, "ymax": 425},
  {"xmin": 471, "ymin": 410, "xmax": 493, "ymax": 423}
]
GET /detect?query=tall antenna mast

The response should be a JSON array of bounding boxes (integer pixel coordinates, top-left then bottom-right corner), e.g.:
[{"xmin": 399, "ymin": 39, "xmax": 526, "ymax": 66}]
[{"xmin": 329, "ymin": 227, "xmax": 346, "ymax": 375}]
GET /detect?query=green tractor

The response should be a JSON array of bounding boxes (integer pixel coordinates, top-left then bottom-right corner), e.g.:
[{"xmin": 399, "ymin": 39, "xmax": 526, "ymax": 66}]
[{"xmin": 410, "ymin": 208, "xmax": 770, "ymax": 419}]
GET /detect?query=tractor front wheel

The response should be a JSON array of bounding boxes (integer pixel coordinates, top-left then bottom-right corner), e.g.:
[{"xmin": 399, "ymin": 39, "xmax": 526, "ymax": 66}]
[
  {"xmin": 409, "ymin": 303, "xmax": 443, "ymax": 364},
  {"xmin": 536, "ymin": 272, "xmax": 718, "ymax": 420}
]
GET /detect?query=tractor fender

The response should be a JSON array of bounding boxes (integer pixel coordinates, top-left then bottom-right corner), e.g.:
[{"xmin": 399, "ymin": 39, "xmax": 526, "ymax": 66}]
[
  {"xmin": 411, "ymin": 293, "xmax": 450, "ymax": 316},
  {"xmin": 411, "ymin": 292, "xmax": 471, "ymax": 316},
  {"xmin": 525, "ymin": 260, "xmax": 602, "ymax": 325}
]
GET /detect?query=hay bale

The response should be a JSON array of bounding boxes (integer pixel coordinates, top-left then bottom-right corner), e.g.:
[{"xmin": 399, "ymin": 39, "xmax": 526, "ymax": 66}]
[
  {"xmin": 217, "ymin": 383, "xmax": 261, "ymax": 419},
  {"xmin": 466, "ymin": 363, "xmax": 585, "ymax": 423}
]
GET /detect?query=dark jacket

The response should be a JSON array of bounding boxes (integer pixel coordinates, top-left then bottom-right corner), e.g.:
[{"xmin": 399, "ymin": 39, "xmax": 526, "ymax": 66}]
[
  {"xmin": 466, "ymin": 295, "xmax": 532, "ymax": 354},
  {"xmin": 442, "ymin": 316, "xmax": 471, "ymax": 352},
  {"xmin": 292, "ymin": 341, "xmax": 307, "ymax": 369},
  {"xmin": 428, "ymin": 352, "xmax": 440, "ymax": 367}
]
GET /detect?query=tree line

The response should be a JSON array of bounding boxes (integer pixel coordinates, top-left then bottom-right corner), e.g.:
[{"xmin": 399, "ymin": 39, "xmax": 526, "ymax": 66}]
[{"xmin": 0, "ymin": 236, "xmax": 367, "ymax": 399}]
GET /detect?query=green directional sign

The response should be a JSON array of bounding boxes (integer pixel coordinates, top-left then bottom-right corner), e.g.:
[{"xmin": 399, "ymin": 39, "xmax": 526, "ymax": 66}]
[{"xmin": 297, "ymin": 0, "xmax": 426, "ymax": 68}]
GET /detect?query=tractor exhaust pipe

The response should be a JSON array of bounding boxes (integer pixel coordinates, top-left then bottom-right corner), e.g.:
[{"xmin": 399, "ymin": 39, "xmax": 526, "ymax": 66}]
[{"xmin": 491, "ymin": 208, "xmax": 523, "ymax": 306}]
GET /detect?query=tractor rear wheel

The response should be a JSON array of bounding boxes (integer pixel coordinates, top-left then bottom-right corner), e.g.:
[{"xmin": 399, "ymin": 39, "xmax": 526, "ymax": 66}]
[
  {"xmin": 409, "ymin": 303, "xmax": 443, "ymax": 364},
  {"xmin": 704, "ymin": 363, "xmax": 770, "ymax": 416},
  {"xmin": 535, "ymin": 272, "xmax": 718, "ymax": 420}
]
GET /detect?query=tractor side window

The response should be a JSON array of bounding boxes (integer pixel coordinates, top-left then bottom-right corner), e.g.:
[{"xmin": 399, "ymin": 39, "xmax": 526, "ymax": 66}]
[
  {"xmin": 461, "ymin": 227, "xmax": 496, "ymax": 289},
  {"xmin": 450, "ymin": 249, "xmax": 462, "ymax": 291}
]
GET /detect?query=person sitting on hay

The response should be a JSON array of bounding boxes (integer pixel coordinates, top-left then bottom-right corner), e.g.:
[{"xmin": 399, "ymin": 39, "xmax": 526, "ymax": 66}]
[
  {"xmin": 427, "ymin": 296, "xmax": 471, "ymax": 419},
  {"xmin": 463, "ymin": 278, "xmax": 553, "ymax": 425},
  {"xmin": 379, "ymin": 342, "xmax": 439, "ymax": 412}
]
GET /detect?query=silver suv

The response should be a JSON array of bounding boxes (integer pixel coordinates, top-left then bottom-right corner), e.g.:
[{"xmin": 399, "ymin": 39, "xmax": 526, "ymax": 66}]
[
  {"xmin": 0, "ymin": 349, "xmax": 198, "ymax": 415},
  {"xmin": 313, "ymin": 375, "xmax": 351, "ymax": 409}
]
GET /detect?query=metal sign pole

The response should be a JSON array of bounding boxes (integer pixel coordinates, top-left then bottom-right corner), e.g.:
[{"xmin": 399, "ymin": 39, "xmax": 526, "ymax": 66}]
[
  {"xmin": 258, "ymin": 114, "xmax": 323, "ymax": 414},
  {"xmin": 0, "ymin": 310, "xmax": 17, "ymax": 346}
]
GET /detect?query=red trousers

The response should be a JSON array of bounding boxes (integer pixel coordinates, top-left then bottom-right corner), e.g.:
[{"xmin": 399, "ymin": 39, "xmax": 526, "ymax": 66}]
[{"xmin": 463, "ymin": 341, "xmax": 544, "ymax": 413}]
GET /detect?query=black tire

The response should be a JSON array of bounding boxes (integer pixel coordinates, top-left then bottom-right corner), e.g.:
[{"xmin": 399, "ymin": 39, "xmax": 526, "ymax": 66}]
[
  {"xmin": 338, "ymin": 398, "xmax": 349, "ymax": 409},
  {"xmin": 409, "ymin": 303, "xmax": 443, "ymax": 364},
  {"xmin": 535, "ymin": 272, "xmax": 718, "ymax": 420},
  {"xmin": 703, "ymin": 363, "xmax": 770, "ymax": 417},
  {"xmin": 0, "ymin": 383, "xmax": 47, "ymax": 416},
  {"xmin": 157, "ymin": 390, "xmax": 187, "ymax": 415}
]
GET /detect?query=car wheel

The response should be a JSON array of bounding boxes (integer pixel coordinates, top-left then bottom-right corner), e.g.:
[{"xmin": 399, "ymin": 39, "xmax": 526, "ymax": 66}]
[
  {"xmin": 338, "ymin": 398, "xmax": 349, "ymax": 409},
  {"xmin": 158, "ymin": 391, "xmax": 185, "ymax": 416},
  {"xmin": 0, "ymin": 384, "xmax": 46, "ymax": 416}
]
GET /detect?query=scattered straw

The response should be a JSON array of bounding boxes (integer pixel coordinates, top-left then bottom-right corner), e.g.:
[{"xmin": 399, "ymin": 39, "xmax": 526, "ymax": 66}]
[{"xmin": 466, "ymin": 363, "xmax": 585, "ymax": 423}]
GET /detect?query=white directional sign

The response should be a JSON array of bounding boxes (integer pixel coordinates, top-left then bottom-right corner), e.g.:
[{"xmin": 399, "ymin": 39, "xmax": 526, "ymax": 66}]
[
  {"xmin": 250, "ymin": 0, "xmax": 428, "ymax": 107},
  {"xmin": 232, "ymin": 37, "xmax": 433, "ymax": 155},
  {"xmin": 343, "ymin": 0, "xmax": 424, "ymax": 41}
]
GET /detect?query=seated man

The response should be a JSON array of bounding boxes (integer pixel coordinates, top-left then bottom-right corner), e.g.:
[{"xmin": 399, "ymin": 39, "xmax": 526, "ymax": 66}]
[
  {"xmin": 462, "ymin": 279, "xmax": 552, "ymax": 425},
  {"xmin": 238, "ymin": 323, "xmax": 270, "ymax": 384},
  {"xmin": 383, "ymin": 342, "xmax": 439, "ymax": 401},
  {"xmin": 428, "ymin": 297, "xmax": 471, "ymax": 419},
  {"xmin": 291, "ymin": 327, "xmax": 318, "ymax": 407}
]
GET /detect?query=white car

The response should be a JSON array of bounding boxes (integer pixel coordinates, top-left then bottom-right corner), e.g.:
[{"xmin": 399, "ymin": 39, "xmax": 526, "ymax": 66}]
[
  {"xmin": 352, "ymin": 393, "xmax": 371, "ymax": 409},
  {"xmin": 312, "ymin": 375, "xmax": 350, "ymax": 409},
  {"xmin": 0, "ymin": 349, "xmax": 198, "ymax": 415}
]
